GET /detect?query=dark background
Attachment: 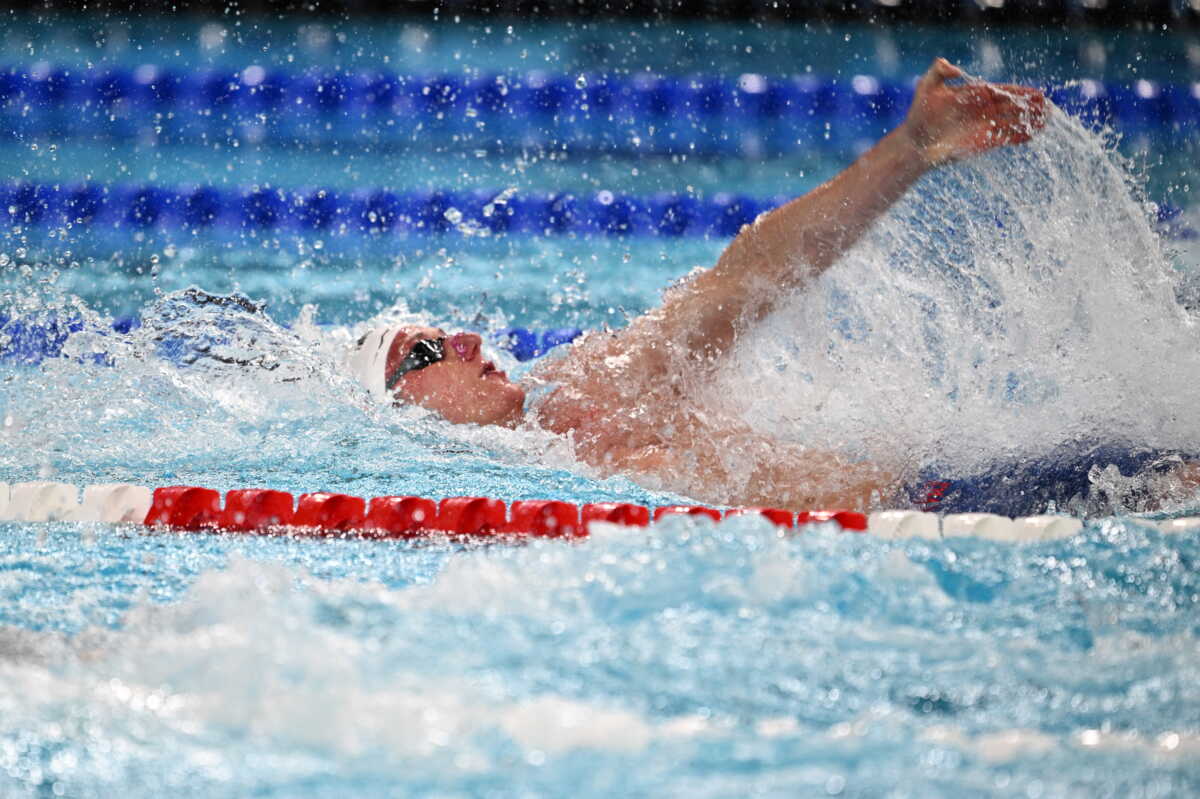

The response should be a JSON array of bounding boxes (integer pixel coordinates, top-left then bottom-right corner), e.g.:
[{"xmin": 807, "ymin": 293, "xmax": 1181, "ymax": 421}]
[{"xmin": 0, "ymin": 0, "xmax": 1196, "ymax": 26}]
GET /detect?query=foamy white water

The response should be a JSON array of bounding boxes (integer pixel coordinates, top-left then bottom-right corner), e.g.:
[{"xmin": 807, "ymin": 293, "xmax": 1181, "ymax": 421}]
[{"xmin": 721, "ymin": 107, "xmax": 1198, "ymax": 476}]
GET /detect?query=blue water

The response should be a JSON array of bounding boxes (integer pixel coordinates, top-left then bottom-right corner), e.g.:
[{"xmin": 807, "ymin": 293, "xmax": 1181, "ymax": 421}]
[
  {"xmin": 2, "ymin": 13, "xmax": 1200, "ymax": 798},
  {"xmin": 1, "ymin": 518, "xmax": 1198, "ymax": 797}
]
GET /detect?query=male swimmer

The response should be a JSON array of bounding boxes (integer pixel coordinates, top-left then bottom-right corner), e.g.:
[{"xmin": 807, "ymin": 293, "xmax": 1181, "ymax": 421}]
[{"xmin": 349, "ymin": 59, "xmax": 1170, "ymax": 514}]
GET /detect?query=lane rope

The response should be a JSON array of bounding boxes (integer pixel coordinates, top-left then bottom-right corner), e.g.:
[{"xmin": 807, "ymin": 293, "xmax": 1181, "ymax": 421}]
[
  {"xmin": 1, "ymin": 181, "xmax": 1195, "ymax": 241},
  {"xmin": 1, "ymin": 66, "xmax": 1196, "ymax": 154},
  {"xmin": 0, "ymin": 182, "xmax": 804, "ymax": 237},
  {"xmin": 1, "ymin": 479, "xmax": 1193, "ymax": 542}
]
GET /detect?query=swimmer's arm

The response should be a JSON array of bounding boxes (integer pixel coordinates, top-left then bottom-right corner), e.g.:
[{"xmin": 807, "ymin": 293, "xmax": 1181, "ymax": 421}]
[
  {"xmin": 527, "ymin": 116, "xmax": 933, "ymax": 394},
  {"xmin": 588, "ymin": 60, "xmax": 1046, "ymax": 378}
]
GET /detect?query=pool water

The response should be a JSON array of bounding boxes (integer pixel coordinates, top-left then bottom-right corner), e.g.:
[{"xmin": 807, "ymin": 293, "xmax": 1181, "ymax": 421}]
[
  {"xmin": 2, "ymin": 516, "xmax": 1199, "ymax": 797},
  {"xmin": 2, "ymin": 13, "xmax": 1200, "ymax": 797}
]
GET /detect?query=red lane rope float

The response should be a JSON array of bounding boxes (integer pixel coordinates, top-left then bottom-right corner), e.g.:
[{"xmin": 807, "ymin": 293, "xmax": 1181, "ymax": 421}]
[
  {"xmin": 796, "ymin": 509, "xmax": 869, "ymax": 531},
  {"xmin": 509, "ymin": 500, "xmax": 582, "ymax": 538},
  {"xmin": 435, "ymin": 497, "xmax": 507, "ymax": 535},
  {"xmin": 654, "ymin": 505, "xmax": 724, "ymax": 523},
  {"xmin": 222, "ymin": 488, "xmax": 295, "ymax": 531},
  {"xmin": 365, "ymin": 496, "xmax": 438, "ymax": 537},
  {"xmin": 293, "ymin": 493, "xmax": 367, "ymax": 534},
  {"xmin": 140, "ymin": 485, "xmax": 867, "ymax": 538},
  {"xmin": 726, "ymin": 507, "xmax": 795, "ymax": 528},
  {"xmin": 143, "ymin": 486, "xmax": 223, "ymax": 530},
  {"xmin": 581, "ymin": 502, "xmax": 651, "ymax": 528}
]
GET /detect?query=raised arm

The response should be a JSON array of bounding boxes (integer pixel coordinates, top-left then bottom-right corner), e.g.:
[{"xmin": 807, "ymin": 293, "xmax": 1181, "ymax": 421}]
[
  {"xmin": 656, "ymin": 59, "xmax": 1044, "ymax": 365},
  {"xmin": 541, "ymin": 59, "xmax": 1045, "ymax": 392}
]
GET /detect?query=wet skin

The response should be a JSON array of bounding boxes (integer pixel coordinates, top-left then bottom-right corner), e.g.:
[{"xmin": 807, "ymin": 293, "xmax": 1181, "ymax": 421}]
[
  {"xmin": 386, "ymin": 326, "xmax": 526, "ymax": 428},
  {"xmin": 382, "ymin": 60, "xmax": 1051, "ymax": 510}
]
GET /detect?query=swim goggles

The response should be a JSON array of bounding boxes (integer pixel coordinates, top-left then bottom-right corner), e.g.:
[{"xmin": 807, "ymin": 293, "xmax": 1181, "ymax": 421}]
[{"xmin": 385, "ymin": 337, "xmax": 446, "ymax": 390}]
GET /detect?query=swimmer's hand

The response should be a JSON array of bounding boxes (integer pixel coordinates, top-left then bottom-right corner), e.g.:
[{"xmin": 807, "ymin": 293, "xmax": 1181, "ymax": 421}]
[{"xmin": 902, "ymin": 58, "xmax": 1047, "ymax": 167}]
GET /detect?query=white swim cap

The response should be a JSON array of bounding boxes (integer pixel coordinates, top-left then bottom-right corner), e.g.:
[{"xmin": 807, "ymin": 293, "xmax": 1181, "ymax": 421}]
[{"xmin": 345, "ymin": 326, "xmax": 405, "ymax": 401}]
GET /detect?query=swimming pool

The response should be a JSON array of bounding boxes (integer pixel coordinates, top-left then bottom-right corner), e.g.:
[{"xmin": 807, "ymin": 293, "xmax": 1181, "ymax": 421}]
[{"xmin": 2, "ymin": 13, "xmax": 1200, "ymax": 797}]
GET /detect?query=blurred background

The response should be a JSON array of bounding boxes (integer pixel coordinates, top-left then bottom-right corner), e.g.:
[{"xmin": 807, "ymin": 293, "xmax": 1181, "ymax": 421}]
[{"xmin": 0, "ymin": 0, "xmax": 1197, "ymax": 330}]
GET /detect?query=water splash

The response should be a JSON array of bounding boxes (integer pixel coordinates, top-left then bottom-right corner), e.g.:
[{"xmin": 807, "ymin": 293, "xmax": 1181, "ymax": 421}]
[
  {"xmin": 0, "ymin": 286, "xmax": 671, "ymax": 507},
  {"xmin": 720, "ymin": 107, "xmax": 1199, "ymax": 483},
  {"xmin": 3, "ymin": 103, "xmax": 1198, "ymax": 515}
]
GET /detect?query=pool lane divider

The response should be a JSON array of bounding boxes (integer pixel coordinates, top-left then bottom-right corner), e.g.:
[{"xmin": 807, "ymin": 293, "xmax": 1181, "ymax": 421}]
[
  {"xmin": 1, "ymin": 65, "xmax": 1196, "ymax": 152},
  {"xmin": 2, "ymin": 181, "xmax": 1196, "ymax": 241},
  {"xmin": 0, "ymin": 481, "xmax": 865, "ymax": 538},
  {"xmin": 0, "ymin": 181, "xmax": 781, "ymax": 238},
  {"xmin": 2, "ymin": 480, "xmax": 1194, "ymax": 542}
]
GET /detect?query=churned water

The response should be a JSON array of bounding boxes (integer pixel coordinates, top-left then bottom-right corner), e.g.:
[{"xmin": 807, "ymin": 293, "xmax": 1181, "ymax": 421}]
[
  {"xmin": 1, "ymin": 516, "xmax": 1199, "ymax": 798},
  {"xmin": 722, "ymin": 102, "xmax": 1200, "ymax": 482},
  {"xmin": 2, "ymin": 14, "xmax": 1200, "ymax": 798}
]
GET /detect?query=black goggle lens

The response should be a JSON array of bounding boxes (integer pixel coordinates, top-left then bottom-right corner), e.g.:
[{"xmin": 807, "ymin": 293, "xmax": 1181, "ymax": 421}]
[{"xmin": 385, "ymin": 337, "xmax": 446, "ymax": 390}]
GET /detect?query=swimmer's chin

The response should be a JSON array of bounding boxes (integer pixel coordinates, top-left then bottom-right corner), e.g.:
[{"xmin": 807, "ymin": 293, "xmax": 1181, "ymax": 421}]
[
  {"xmin": 448, "ymin": 398, "xmax": 527, "ymax": 429},
  {"xmin": 497, "ymin": 407, "xmax": 527, "ymax": 430},
  {"xmin": 428, "ymin": 407, "xmax": 526, "ymax": 429}
]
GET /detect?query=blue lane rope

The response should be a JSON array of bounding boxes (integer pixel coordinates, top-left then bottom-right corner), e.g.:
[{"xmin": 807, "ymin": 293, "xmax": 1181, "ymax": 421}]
[
  {"xmin": 0, "ymin": 181, "xmax": 772, "ymax": 237},
  {"xmin": 0, "ymin": 312, "xmax": 582, "ymax": 365},
  {"xmin": 0, "ymin": 67, "xmax": 1196, "ymax": 155},
  {"xmin": 1, "ymin": 181, "xmax": 1195, "ymax": 240}
]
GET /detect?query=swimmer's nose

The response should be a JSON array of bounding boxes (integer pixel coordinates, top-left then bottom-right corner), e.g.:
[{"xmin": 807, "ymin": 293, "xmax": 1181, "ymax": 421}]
[{"xmin": 448, "ymin": 332, "xmax": 481, "ymax": 361}]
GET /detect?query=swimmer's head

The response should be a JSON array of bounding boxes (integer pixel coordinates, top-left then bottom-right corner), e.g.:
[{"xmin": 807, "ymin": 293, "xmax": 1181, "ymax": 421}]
[{"xmin": 384, "ymin": 325, "xmax": 526, "ymax": 428}]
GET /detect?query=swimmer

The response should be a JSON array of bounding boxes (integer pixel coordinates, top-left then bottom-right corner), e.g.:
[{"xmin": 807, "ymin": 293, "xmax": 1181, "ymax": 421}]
[{"xmin": 352, "ymin": 59, "xmax": 1064, "ymax": 511}]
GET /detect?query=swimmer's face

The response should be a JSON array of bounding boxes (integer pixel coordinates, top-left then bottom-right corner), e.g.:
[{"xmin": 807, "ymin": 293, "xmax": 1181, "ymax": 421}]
[{"xmin": 387, "ymin": 325, "xmax": 526, "ymax": 428}]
